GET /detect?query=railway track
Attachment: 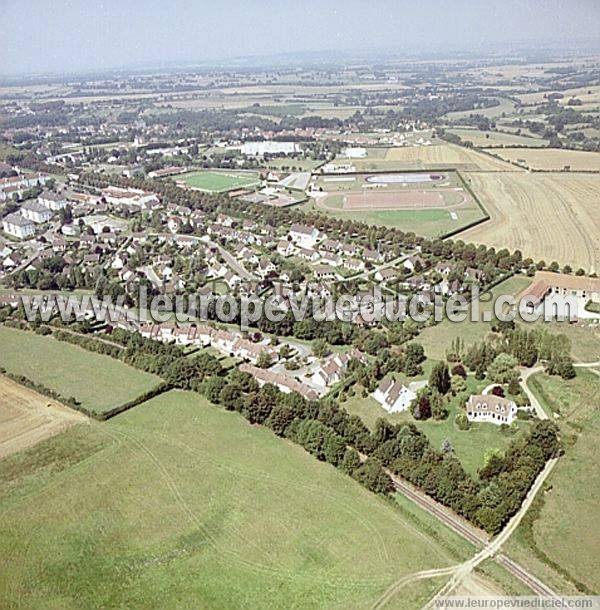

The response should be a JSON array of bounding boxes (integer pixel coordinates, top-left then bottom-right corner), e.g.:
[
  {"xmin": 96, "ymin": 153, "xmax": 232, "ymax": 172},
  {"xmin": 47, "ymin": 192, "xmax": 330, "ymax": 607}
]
[{"xmin": 390, "ymin": 472, "xmax": 559, "ymax": 598}]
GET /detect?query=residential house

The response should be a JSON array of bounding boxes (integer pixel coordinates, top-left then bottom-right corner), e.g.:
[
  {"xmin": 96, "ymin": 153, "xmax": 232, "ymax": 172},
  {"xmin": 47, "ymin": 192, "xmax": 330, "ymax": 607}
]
[
  {"xmin": 372, "ymin": 378, "xmax": 416, "ymax": 413},
  {"xmin": 343, "ymin": 257, "xmax": 365, "ymax": 273},
  {"xmin": 257, "ymin": 258, "xmax": 277, "ymax": 278},
  {"xmin": 276, "ymin": 240, "xmax": 294, "ymax": 257},
  {"xmin": 288, "ymin": 223, "xmax": 323, "ymax": 249},
  {"xmin": 297, "ymin": 247, "xmax": 320, "ymax": 263},
  {"xmin": 465, "ymin": 395, "xmax": 517, "ymax": 425},
  {"xmin": 465, "ymin": 267, "xmax": 485, "ymax": 283},
  {"xmin": 38, "ymin": 191, "xmax": 68, "ymax": 211},
  {"xmin": 239, "ymin": 363, "xmax": 318, "ymax": 401},
  {"xmin": 404, "ymin": 255, "xmax": 426, "ymax": 273},
  {"xmin": 20, "ymin": 201, "xmax": 53, "ymax": 224},
  {"xmin": 2, "ymin": 213, "xmax": 35, "ymax": 239},
  {"xmin": 374, "ymin": 268, "xmax": 399, "ymax": 284},
  {"xmin": 311, "ymin": 349, "xmax": 367, "ymax": 388},
  {"xmin": 313, "ymin": 265, "xmax": 337, "ymax": 281}
]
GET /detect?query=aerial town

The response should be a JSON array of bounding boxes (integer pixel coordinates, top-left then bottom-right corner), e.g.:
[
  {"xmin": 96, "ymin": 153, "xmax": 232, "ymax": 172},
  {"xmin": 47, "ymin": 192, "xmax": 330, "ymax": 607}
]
[{"xmin": 0, "ymin": 2, "xmax": 599, "ymax": 608}]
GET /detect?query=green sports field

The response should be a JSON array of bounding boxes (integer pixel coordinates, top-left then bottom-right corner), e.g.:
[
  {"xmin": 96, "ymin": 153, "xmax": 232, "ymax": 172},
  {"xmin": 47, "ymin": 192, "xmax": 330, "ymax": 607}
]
[
  {"xmin": 0, "ymin": 326, "xmax": 160, "ymax": 415},
  {"xmin": 0, "ymin": 390, "xmax": 473, "ymax": 609},
  {"xmin": 179, "ymin": 170, "xmax": 260, "ymax": 193}
]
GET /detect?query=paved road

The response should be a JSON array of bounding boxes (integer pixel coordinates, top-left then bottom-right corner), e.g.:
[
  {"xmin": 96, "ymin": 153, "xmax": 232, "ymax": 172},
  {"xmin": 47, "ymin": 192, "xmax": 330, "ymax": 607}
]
[{"xmin": 207, "ymin": 239, "xmax": 257, "ymax": 281}]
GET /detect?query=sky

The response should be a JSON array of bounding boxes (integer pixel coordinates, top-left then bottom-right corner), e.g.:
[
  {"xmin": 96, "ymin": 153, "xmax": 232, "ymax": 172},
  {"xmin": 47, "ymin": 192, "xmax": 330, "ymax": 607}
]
[{"xmin": 1, "ymin": 0, "xmax": 599, "ymax": 75}]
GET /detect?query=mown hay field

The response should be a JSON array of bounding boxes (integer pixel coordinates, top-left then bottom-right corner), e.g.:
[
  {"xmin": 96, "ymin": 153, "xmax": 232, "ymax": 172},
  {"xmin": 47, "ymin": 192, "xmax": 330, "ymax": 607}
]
[
  {"xmin": 459, "ymin": 173, "xmax": 600, "ymax": 272},
  {"xmin": 484, "ymin": 148, "xmax": 600, "ymax": 171},
  {"xmin": 0, "ymin": 375, "xmax": 87, "ymax": 459},
  {"xmin": 0, "ymin": 390, "xmax": 473, "ymax": 609}
]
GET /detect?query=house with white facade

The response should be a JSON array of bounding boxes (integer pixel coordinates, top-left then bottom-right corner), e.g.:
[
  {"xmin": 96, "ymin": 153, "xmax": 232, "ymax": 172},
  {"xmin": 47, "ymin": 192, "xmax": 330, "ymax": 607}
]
[
  {"xmin": 20, "ymin": 201, "xmax": 53, "ymax": 224},
  {"xmin": 288, "ymin": 223, "xmax": 324, "ymax": 249},
  {"xmin": 465, "ymin": 394, "xmax": 517, "ymax": 425},
  {"xmin": 372, "ymin": 377, "xmax": 416, "ymax": 413},
  {"xmin": 38, "ymin": 191, "xmax": 68, "ymax": 211},
  {"xmin": 2, "ymin": 213, "xmax": 35, "ymax": 239}
]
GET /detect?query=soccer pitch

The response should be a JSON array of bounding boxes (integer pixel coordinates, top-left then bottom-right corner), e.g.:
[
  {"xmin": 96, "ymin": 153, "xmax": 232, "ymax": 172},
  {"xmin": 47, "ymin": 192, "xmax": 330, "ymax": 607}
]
[{"xmin": 179, "ymin": 170, "xmax": 260, "ymax": 193}]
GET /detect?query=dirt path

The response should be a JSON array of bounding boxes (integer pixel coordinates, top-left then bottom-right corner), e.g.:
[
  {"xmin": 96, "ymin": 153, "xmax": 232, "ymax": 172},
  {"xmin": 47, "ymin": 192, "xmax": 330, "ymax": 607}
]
[
  {"xmin": 424, "ymin": 457, "xmax": 559, "ymax": 607},
  {"xmin": 520, "ymin": 366, "xmax": 549, "ymax": 420}
]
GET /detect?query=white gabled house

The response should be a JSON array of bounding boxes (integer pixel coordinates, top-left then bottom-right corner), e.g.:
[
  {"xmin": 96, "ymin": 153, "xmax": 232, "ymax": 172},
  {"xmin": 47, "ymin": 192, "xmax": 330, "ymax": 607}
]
[
  {"xmin": 288, "ymin": 223, "xmax": 324, "ymax": 249},
  {"xmin": 465, "ymin": 395, "xmax": 517, "ymax": 425},
  {"xmin": 20, "ymin": 201, "xmax": 53, "ymax": 224},
  {"xmin": 372, "ymin": 377, "xmax": 416, "ymax": 413},
  {"xmin": 2, "ymin": 213, "xmax": 35, "ymax": 239}
]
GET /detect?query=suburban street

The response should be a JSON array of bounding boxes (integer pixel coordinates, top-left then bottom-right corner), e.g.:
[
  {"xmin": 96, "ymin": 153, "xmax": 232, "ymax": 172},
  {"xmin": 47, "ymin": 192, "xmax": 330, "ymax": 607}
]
[{"xmin": 206, "ymin": 239, "xmax": 257, "ymax": 281}]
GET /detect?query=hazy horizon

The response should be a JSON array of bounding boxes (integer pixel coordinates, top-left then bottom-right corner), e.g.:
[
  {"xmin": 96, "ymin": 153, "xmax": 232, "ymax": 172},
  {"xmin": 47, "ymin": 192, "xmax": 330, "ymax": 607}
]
[{"xmin": 1, "ymin": 0, "xmax": 600, "ymax": 76}]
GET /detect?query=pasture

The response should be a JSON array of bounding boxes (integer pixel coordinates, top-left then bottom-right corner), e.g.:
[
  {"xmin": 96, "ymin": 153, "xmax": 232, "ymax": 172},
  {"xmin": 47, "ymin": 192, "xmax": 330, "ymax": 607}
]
[
  {"xmin": 444, "ymin": 97, "xmax": 518, "ymax": 121},
  {"xmin": 0, "ymin": 327, "xmax": 160, "ymax": 415},
  {"xmin": 505, "ymin": 369, "xmax": 600, "ymax": 594},
  {"xmin": 310, "ymin": 171, "xmax": 486, "ymax": 237},
  {"xmin": 0, "ymin": 390, "xmax": 473, "ymax": 609},
  {"xmin": 178, "ymin": 169, "xmax": 260, "ymax": 193},
  {"xmin": 382, "ymin": 143, "xmax": 518, "ymax": 171},
  {"xmin": 331, "ymin": 143, "xmax": 517, "ymax": 172},
  {"xmin": 460, "ymin": 172, "xmax": 600, "ymax": 272},
  {"xmin": 483, "ymin": 148, "xmax": 600, "ymax": 171},
  {"xmin": 447, "ymin": 128, "xmax": 548, "ymax": 148},
  {"xmin": 0, "ymin": 375, "xmax": 87, "ymax": 459},
  {"xmin": 416, "ymin": 275, "xmax": 532, "ymax": 361}
]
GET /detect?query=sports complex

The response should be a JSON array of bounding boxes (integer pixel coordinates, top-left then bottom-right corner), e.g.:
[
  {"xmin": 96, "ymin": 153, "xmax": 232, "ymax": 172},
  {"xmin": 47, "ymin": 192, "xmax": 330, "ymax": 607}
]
[
  {"xmin": 310, "ymin": 171, "xmax": 486, "ymax": 236},
  {"xmin": 176, "ymin": 169, "xmax": 260, "ymax": 194}
]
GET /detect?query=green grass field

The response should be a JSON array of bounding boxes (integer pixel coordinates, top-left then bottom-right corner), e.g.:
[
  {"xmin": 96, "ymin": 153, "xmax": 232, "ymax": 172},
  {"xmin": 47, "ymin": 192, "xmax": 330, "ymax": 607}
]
[
  {"xmin": 179, "ymin": 170, "xmax": 260, "ymax": 193},
  {"xmin": 504, "ymin": 369, "xmax": 600, "ymax": 594},
  {"xmin": 307, "ymin": 171, "xmax": 486, "ymax": 237},
  {"xmin": 0, "ymin": 390, "xmax": 473, "ymax": 609},
  {"xmin": 341, "ymin": 374, "xmax": 527, "ymax": 477},
  {"xmin": 0, "ymin": 327, "xmax": 160, "ymax": 415},
  {"xmin": 446, "ymin": 128, "xmax": 548, "ymax": 148},
  {"xmin": 417, "ymin": 275, "xmax": 532, "ymax": 361}
]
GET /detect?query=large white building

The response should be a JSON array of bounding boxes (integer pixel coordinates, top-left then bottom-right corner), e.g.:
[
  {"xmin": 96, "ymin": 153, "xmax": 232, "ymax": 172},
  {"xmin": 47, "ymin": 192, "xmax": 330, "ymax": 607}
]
[
  {"xmin": 465, "ymin": 394, "xmax": 517, "ymax": 426},
  {"xmin": 102, "ymin": 186, "xmax": 160, "ymax": 209},
  {"xmin": 518, "ymin": 271, "xmax": 600, "ymax": 321},
  {"xmin": 288, "ymin": 223, "xmax": 323, "ymax": 249},
  {"xmin": 241, "ymin": 141, "xmax": 300, "ymax": 156},
  {"xmin": 38, "ymin": 190, "xmax": 68, "ymax": 211},
  {"xmin": 20, "ymin": 200, "xmax": 53, "ymax": 224},
  {"xmin": 2, "ymin": 212, "xmax": 35, "ymax": 239},
  {"xmin": 372, "ymin": 378, "xmax": 416, "ymax": 413}
]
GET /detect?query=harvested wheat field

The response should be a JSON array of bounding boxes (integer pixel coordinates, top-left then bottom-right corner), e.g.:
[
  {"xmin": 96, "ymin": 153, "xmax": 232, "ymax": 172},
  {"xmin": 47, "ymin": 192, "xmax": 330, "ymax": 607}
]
[
  {"xmin": 0, "ymin": 375, "xmax": 87, "ymax": 459},
  {"xmin": 485, "ymin": 148, "xmax": 600, "ymax": 171},
  {"xmin": 384, "ymin": 143, "xmax": 520, "ymax": 171},
  {"xmin": 460, "ymin": 173, "xmax": 600, "ymax": 272}
]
